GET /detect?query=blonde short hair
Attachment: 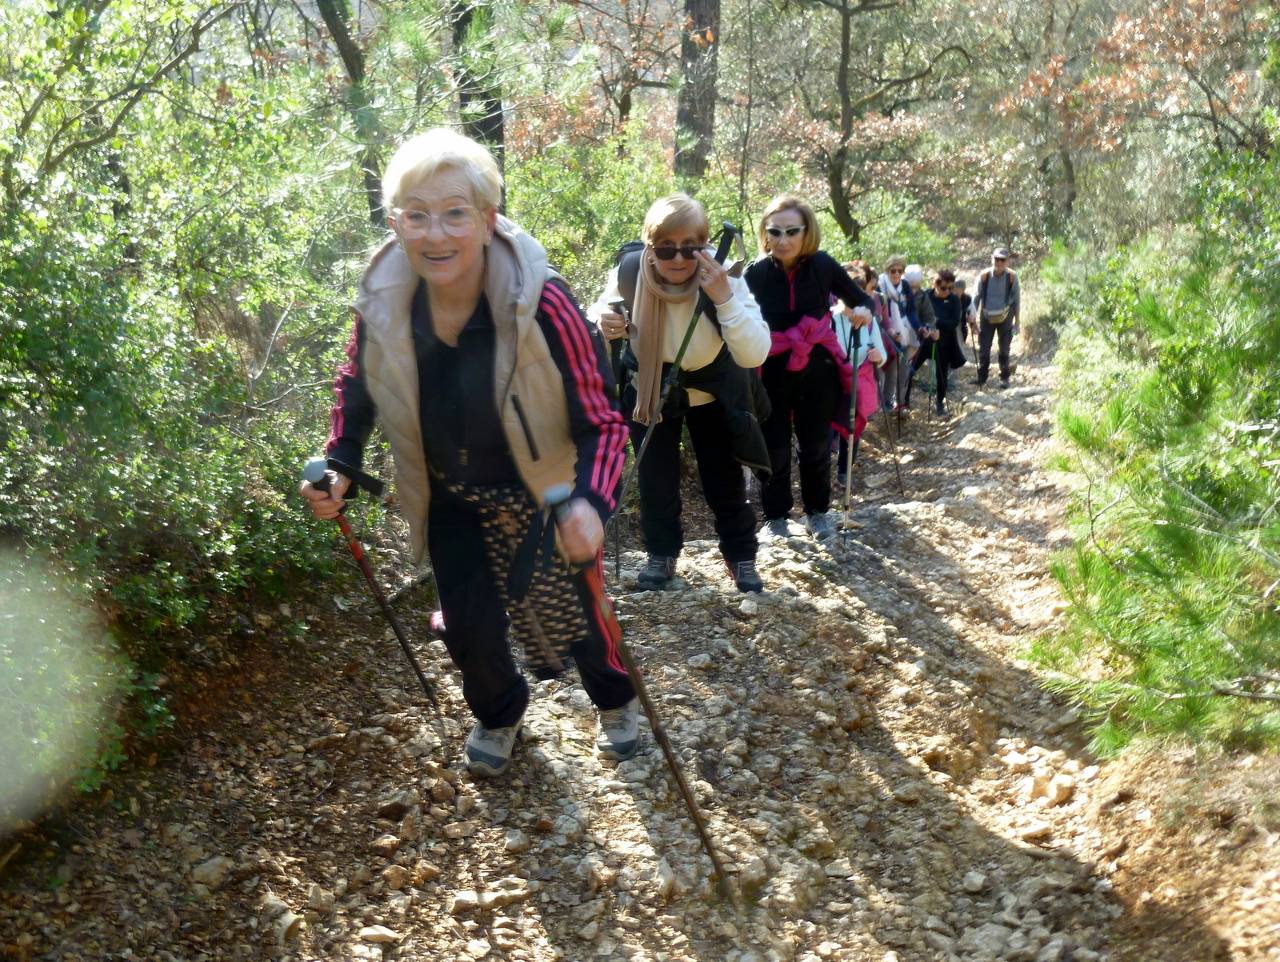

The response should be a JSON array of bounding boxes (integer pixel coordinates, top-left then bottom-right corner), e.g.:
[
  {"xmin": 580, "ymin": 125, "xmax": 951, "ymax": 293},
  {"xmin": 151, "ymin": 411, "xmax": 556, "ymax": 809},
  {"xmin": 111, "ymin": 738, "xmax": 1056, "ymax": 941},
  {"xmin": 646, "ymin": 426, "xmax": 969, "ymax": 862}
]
[
  {"xmin": 642, "ymin": 193, "xmax": 709, "ymax": 245},
  {"xmin": 884, "ymin": 254, "xmax": 907, "ymax": 271},
  {"xmin": 382, "ymin": 128, "xmax": 503, "ymax": 213},
  {"xmin": 758, "ymin": 194, "xmax": 820, "ymax": 259}
]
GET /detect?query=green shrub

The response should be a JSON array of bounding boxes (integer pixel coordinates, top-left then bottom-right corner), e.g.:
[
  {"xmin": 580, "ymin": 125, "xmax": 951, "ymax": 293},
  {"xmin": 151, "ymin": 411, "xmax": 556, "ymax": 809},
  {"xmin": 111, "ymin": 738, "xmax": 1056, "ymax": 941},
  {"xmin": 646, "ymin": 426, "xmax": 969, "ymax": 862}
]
[{"xmin": 1039, "ymin": 148, "xmax": 1280, "ymax": 754}]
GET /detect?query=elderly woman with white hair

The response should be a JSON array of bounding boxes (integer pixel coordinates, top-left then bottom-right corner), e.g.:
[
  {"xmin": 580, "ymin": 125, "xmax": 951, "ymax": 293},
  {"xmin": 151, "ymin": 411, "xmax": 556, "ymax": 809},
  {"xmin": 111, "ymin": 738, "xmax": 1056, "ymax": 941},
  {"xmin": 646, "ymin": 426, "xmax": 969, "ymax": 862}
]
[{"xmin": 300, "ymin": 129, "xmax": 637, "ymax": 777}]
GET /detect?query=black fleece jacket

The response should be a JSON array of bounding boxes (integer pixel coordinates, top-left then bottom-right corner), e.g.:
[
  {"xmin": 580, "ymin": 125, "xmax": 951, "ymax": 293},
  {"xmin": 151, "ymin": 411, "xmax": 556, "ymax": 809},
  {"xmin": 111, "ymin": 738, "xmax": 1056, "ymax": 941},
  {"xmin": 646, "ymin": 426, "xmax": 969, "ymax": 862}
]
[{"xmin": 743, "ymin": 251, "xmax": 874, "ymax": 333}]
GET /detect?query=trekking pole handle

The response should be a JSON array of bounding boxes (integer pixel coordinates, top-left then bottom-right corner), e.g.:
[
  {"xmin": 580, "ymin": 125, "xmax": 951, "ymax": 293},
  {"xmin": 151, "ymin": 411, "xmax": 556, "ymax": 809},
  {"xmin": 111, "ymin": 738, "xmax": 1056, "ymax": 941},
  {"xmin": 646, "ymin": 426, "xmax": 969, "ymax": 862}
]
[
  {"xmin": 607, "ymin": 298, "xmax": 633, "ymax": 337},
  {"xmin": 302, "ymin": 457, "xmax": 385, "ymax": 501}
]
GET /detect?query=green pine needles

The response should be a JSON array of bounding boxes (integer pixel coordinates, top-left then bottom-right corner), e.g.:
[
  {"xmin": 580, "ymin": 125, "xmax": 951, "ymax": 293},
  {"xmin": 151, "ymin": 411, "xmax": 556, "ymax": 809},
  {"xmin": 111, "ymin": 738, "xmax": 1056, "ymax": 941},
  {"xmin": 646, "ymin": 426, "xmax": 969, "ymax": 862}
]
[{"xmin": 1039, "ymin": 149, "xmax": 1280, "ymax": 755}]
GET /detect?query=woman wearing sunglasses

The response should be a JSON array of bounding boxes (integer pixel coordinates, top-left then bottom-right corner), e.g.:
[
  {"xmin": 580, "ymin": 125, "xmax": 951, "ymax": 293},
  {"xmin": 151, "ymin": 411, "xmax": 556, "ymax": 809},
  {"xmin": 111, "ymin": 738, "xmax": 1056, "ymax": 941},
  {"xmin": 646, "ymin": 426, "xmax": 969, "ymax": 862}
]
[
  {"xmin": 302, "ymin": 129, "xmax": 637, "ymax": 777},
  {"xmin": 744, "ymin": 194, "xmax": 874, "ymax": 541},
  {"xmin": 590, "ymin": 194, "xmax": 771, "ymax": 592},
  {"xmin": 913, "ymin": 268, "xmax": 967, "ymax": 416}
]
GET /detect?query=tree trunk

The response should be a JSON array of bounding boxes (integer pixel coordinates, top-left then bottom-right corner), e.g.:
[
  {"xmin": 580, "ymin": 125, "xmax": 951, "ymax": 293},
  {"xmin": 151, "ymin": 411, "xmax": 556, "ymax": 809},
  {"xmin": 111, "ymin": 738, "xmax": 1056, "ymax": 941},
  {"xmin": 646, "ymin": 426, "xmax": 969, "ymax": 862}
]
[
  {"xmin": 1058, "ymin": 146, "xmax": 1076, "ymax": 222},
  {"xmin": 451, "ymin": 0, "xmax": 505, "ymax": 201},
  {"xmin": 674, "ymin": 0, "xmax": 720, "ymax": 180},
  {"xmin": 314, "ymin": 0, "xmax": 383, "ymax": 227},
  {"xmin": 735, "ymin": 0, "xmax": 755, "ymax": 225},
  {"xmin": 826, "ymin": 150, "xmax": 861, "ymax": 243},
  {"xmin": 825, "ymin": 0, "xmax": 860, "ymax": 244}
]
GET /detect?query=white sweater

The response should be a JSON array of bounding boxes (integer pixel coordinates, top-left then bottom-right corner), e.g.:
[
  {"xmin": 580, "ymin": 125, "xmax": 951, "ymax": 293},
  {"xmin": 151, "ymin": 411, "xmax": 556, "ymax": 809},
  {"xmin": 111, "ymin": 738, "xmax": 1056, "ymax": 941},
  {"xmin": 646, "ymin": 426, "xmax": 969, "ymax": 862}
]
[{"xmin": 589, "ymin": 270, "xmax": 770, "ymax": 406}]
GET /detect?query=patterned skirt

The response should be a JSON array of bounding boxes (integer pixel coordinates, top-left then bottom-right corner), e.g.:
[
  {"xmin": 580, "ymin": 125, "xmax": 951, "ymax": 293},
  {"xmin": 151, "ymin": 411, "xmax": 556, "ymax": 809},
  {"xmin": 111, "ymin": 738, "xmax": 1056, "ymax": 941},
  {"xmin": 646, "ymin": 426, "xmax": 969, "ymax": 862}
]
[{"xmin": 437, "ymin": 478, "xmax": 587, "ymax": 680}]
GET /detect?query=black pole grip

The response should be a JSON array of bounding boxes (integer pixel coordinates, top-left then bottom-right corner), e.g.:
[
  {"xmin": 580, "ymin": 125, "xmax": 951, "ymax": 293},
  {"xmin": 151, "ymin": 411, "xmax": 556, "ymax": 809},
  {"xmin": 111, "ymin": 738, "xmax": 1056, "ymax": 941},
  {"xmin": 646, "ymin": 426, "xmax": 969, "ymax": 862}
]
[{"xmin": 688, "ymin": 221, "xmax": 740, "ymax": 342}]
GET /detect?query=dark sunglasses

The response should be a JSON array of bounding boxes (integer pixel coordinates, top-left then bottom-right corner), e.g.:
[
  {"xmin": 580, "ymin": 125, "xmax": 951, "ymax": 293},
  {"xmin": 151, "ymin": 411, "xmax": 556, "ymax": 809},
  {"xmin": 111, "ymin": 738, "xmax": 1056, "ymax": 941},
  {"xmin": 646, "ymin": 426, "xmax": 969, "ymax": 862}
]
[
  {"xmin": 936, "ymin": 284, "xmax": 953, "ymax": 292},
  {"xmin": 651, "ymin": 243, "xmax": 704, "ymax": 261},
  {"xmin": 765, "ymin": 225, "xmax": 805, "ymax": 239}
]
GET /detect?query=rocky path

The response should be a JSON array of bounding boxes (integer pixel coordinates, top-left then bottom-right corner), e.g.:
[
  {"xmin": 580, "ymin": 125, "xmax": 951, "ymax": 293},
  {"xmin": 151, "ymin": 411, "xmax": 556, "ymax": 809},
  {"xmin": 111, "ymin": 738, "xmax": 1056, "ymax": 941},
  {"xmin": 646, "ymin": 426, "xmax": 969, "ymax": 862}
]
[{"xmin": 3, "ymin": 354, "xmax": 1277, "ymax": 962}]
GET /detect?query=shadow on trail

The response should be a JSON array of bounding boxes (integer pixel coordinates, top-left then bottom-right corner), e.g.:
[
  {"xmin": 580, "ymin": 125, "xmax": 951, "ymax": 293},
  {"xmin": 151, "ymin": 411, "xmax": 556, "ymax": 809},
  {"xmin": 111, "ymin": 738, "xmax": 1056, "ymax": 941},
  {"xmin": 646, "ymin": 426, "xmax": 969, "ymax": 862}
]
[{"xmin": 718, "ymin": 534, "xmax": 1235, "ymax": 960}]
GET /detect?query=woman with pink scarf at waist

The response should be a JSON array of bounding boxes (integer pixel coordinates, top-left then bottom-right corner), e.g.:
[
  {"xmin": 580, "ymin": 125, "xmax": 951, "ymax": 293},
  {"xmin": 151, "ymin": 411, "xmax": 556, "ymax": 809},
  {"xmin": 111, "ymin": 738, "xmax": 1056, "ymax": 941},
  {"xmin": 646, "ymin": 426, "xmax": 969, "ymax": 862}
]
[{"xmin": 743, "ymin": 194, "xmax": 875, "ymax": 541}]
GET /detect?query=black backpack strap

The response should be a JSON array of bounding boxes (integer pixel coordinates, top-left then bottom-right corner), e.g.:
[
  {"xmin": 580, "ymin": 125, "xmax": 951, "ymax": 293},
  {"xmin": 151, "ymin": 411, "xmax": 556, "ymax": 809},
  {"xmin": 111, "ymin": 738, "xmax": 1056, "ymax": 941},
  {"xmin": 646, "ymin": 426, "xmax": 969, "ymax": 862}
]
[{"xmin": 618, "ymin": 249, "xmax": 641, "ymax": 316}]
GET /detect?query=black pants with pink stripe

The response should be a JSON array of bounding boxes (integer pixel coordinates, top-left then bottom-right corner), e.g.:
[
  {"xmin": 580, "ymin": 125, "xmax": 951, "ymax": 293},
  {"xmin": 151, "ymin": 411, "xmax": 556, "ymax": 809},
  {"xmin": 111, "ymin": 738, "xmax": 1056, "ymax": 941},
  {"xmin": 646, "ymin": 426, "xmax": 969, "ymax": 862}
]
[{"xmin": 427, "ymin": 482, "xmax": 634, "ymax": 730}]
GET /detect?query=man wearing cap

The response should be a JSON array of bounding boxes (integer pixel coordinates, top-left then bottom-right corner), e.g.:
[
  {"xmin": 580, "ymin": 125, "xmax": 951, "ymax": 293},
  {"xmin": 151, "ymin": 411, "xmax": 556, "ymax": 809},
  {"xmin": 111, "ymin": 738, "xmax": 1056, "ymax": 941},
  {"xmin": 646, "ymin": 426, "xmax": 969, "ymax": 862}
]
[{"xmin": 971, "ymin": 247, "xmax": 1020, "ymax": 388}]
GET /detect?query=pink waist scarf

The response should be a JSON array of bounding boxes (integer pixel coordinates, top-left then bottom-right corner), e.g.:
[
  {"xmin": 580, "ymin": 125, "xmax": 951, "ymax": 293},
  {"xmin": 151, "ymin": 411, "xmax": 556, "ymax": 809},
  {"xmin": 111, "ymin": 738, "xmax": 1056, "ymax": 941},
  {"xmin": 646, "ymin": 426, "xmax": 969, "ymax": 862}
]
[{"xmin": 768, "ymin": 314, "xmax": 853, "ymax": 395}]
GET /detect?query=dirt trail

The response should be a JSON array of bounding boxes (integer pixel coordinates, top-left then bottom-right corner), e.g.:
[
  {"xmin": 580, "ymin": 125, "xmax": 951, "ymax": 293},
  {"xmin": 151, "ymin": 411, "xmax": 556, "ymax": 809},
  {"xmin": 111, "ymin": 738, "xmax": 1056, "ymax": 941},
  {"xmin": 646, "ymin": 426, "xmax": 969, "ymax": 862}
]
[{"xmin": 2, "ymin": 352, "xmax": 1277, "ymax": 962}]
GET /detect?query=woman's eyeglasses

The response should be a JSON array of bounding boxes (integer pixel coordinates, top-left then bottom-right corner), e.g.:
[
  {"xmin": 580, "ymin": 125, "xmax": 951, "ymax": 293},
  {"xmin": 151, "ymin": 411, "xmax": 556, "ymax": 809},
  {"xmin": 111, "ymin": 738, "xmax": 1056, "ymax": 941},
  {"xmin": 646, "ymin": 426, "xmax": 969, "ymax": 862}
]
[
  {"xmin": 888, "ymin": 267, "xmax": 904, "ymax": 275},
  {"xmin": 650, "ymin": 243, "xmax": 705, "ymax": 261},
  {"xmin": 391, "ymin": 206, "xmax": 478, "ymax": 238},
  {"xmin": 765, "ymin": 225, "xmax": 805, "ymax": 239},
  {"xmin": 936, "ymin": 284, "xmax": 953, "ymax": 293}
]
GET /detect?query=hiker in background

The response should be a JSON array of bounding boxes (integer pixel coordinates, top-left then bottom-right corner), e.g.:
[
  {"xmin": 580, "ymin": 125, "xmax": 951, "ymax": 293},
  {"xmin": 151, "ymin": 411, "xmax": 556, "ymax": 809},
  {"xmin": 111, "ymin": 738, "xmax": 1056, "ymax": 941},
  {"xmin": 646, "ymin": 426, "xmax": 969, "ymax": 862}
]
[
  {"xmin": 971, "ymin": 246, "xmax": 1020, "ymax": 388},
  {"xmin": 301, "ymin": 129, "xmax": 637, "ymax": 777},
  {"xmin": 901, "ymin": 264, "xmax": 936, "ymax": 410},
  {"xmin": 877, "ymin": 255, "xmax": 914, "ymax": 413},
  {"xmin": 589, "ymin": 193, "xmax": 770, "ymax": 593},
  {"xmin": 833, "ymin": 261, "xmax": 887, "ymax": 489},
  {"xmin": 745, "ymin": 194, "xmax": 874, "ymax": 541},
  {"xmin": 915, "ymin": 268, "xmax": 967, "ymax": 416}
]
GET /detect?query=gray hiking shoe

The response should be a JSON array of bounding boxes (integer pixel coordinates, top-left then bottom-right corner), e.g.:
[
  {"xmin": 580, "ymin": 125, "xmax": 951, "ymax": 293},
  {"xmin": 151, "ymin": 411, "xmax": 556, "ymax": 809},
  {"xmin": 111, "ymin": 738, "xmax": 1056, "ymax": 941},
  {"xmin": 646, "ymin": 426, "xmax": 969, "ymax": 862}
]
[
  {"xmin": 805, "ymin": 511, "xmax": 837, "ymax": 540},
  {"xmin": 465, "ymin": 718, "xmax": 522, "ymax": 776},
  {"xmin": 727, "ymin": 559, "xmax": 764, "ymax": 593},
  {"xmin": 636, "ymin": 554, "xmax": 677, "ymax": 589},
  {"xmin": 759, "ymin": 517, "xmax": 791, "ymax": 541},
  {"xmin": 597, "ymin": 696, "xmax": 640, "ymax": 760}
]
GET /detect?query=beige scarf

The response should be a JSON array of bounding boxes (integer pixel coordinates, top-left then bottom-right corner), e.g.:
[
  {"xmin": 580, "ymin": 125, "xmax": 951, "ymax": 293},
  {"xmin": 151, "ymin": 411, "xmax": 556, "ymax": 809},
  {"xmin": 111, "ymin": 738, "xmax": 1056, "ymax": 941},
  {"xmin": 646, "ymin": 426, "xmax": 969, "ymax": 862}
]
[{"xmin": 630, "ymin": 254, "xmax": 700, "ymax": 426}]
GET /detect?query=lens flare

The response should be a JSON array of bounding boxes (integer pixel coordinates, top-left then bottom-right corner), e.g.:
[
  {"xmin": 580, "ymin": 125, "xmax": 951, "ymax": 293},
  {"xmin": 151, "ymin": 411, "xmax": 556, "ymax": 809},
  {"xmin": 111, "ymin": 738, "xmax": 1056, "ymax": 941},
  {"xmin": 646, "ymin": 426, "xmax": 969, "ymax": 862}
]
[{"xmin": 0, "ymin": 545, "xmax": 127, "ymax": 834}]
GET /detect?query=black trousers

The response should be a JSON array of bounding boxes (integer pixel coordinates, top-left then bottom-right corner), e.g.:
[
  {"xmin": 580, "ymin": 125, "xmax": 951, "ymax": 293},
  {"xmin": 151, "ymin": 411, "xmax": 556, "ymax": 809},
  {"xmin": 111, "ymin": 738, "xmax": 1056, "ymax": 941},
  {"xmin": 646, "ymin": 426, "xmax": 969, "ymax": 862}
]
[
  {"xmin": 760, "ymin": 351, "xmax": 840, "ymax": 519},
  {"xmin": 977, "ymin": 317, "xmax": 1014, "ymax": 381},
  {"xmin": 627, "ymin": 392, "xmax": 758, "ymax": 565},
  {"xmin": 427, "ymin": 485, "xmax": 634, "ymax": 729},
  {"xmin": 908, "ymin": 338, "xmax": 948, "ymax": 405}
]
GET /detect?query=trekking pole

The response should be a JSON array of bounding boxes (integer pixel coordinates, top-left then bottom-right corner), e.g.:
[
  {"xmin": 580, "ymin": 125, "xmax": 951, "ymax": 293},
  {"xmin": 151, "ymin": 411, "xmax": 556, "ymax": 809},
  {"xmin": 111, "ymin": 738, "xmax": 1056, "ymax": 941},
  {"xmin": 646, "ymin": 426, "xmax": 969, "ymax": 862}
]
[
  {"xmin": 876, "ymin": 376, "xmax": 907, "ymax": 499},
  {"xmin": 927, "ymin": 338, "xmax": 938, "ymax": 422},
  {"xmin": 544, "ymin": 484, "xmax": 736, "ymax": 903},
  {"xmin": 609, "ymin": 223, "xmax": 743, "ymax": 582},
  {"xmin": 841, "ymin": 320, "xmax": 861, "ymax": 515},
  {"xmin": 608, "ymin": 298, "xmax": 631, "ymax": 582},
  {"xmin": 302, "ymin": 458, "xmax": 449, "ymax": 747}
]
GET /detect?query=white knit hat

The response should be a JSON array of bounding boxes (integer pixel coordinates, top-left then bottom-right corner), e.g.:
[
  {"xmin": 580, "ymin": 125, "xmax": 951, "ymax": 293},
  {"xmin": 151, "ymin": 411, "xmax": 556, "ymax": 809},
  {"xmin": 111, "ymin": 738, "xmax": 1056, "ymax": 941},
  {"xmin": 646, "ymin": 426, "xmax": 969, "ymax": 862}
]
[{"xmin": 903, "ymin": 264, "xmax": 924, "ymax": 285}]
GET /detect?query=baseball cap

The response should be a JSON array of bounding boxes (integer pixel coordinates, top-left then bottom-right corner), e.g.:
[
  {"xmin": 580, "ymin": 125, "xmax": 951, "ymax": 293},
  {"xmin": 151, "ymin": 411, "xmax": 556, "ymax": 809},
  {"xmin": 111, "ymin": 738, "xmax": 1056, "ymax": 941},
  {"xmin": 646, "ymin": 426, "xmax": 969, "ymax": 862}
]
[{"xmin": 992, "ymin": 247, "xmax": 1011, "ymax": 260}]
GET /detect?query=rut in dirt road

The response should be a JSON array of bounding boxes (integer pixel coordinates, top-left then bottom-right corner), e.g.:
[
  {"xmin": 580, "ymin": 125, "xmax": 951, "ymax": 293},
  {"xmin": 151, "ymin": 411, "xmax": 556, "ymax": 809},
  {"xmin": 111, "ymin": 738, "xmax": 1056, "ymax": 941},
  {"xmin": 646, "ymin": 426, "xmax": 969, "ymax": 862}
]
[{"xmin": 0, "ymin": 357, "xmax": 1235, "ymax": 962}]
